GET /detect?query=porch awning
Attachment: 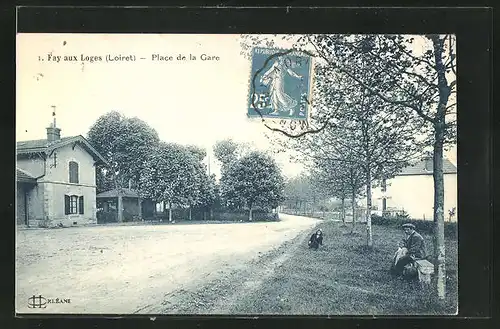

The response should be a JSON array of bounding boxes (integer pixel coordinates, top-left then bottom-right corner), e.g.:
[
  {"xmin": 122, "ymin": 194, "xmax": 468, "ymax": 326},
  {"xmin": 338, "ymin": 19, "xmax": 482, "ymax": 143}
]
[{"xmin": 16, "ymin": 168, "xmax": 37, "ymax": 183}]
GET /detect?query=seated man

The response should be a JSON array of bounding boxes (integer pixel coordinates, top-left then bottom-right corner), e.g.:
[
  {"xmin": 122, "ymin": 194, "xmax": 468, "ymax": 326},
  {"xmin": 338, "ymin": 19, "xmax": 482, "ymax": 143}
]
[
  {"xmin": 308, "ymin": 229, "xmax": 323, "ymax": 250},
  {"xmin": 390, "ymin": 223, "xmax": 426, "ymax": 279}
]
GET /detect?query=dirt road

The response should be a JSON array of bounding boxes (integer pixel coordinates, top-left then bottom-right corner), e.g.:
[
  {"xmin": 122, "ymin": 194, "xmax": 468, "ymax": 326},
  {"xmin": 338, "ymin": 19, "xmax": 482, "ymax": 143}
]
[{"xmin": 16, "ymin": 214, "xmax": 320, "ymax": 314}]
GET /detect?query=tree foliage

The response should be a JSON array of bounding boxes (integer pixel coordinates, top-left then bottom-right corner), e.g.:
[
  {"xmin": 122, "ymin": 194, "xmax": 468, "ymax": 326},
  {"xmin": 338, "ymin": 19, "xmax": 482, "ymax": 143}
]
[
  {"xmin": 213, "ymin": 139, "xmax": 241, "ymax": 169},
  {"xmin": 138, "ymin": 142, "xmax": 216, "ymax": 221},
  {"xmin": 283, "ymin": 174, "xmax": 316, "ymax": 203},
  {"xmin": 87, "ymin": 111, "xmax": 160, "ymax": 192},
  {"xmin": 220, "ymin": 151, "xmax": 285, "ymax": 220}
]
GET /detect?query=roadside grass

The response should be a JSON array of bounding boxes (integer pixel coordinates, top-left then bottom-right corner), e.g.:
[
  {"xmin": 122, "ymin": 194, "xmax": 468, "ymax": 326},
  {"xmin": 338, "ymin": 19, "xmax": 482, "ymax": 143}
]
[{"xmin": 230, "ymin": 221, "xmax": 458, "ymax": 315}]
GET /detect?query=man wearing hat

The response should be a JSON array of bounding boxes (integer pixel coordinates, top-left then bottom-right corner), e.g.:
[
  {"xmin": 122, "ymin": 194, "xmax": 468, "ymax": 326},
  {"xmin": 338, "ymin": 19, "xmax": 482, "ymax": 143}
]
[{"xmin": 391, "ymin": 223, "xmax": 427, "ymax": 278}]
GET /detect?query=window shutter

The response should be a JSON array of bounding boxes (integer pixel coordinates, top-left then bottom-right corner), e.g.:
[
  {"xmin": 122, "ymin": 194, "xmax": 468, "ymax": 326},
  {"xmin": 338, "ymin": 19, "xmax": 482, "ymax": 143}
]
[
  {"xmin": 79, "ymin": 196, "xmax": 84, "ymax": 214},
  {"xmin": 64, "ymin": 195, "xmax": 70, "ymax": 215}
]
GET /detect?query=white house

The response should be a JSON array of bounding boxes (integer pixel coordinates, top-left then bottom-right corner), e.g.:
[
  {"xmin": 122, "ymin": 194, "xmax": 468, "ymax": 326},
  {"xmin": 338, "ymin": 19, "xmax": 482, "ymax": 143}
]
[
  {"xmin": 371, "ymin": 158, "xmax": 458, "ymax": 221},
  {"xmin": 16, "ymin": 119, "xmax": 108, "ymax": 227}
]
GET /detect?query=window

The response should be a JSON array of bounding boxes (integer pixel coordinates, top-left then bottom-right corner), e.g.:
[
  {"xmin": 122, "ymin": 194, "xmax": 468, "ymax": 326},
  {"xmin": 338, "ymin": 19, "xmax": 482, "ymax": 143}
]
[
  {"xmin": 70, "ymin": 196, "xmax": 78, "ymax": 213},
  {"xmin": 69, "ymin": 161, "xmax": 79, "ymax": 184},
  {"xmin": 65, "ymin": 195, "xmax": 84, "ymax": 215}
]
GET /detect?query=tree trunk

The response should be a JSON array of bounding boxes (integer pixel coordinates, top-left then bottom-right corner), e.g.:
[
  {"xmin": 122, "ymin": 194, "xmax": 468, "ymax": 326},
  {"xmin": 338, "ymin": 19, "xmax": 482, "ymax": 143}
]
[
  {"xmin": 351, "ymin": 192, "xmax": 356, "ymax": 233},
  {"xmin": 433, "ymin": 125, "xmax": 446, "ymax": 300},
  {"xmin": 341, "ymin": 197, "xmax": 346, "ymax": 224},
  {"xmin": 210, "ymin": 207, "xmax": 214, "ymax": 220},
  {"xmin": 138, "ymin": 198, "xmax": 143, "ymax": 222},
  {"xmin": 430, "ymin": 34, "xmax": 450, "ymax": 301},
  {"xmin": 168, "ymin": 201, "xmax": 172, "ymax": 222},
  {"xmin": 117, "ymin": 195, "xmax": 123, "ymax": 223},
  {"xmin": 203, "ymin": 210, "xmax": 207, "ymax": 221},
  {"xmin": 366, "ymin": 167, "xmax": 373, "ymax": 247},
  {"xmin": 249, "ymin": 205, "xmax": 253, "ymax": 221},
  {"xmin": 161, "ymin": 201, "xmax": 166, "ymax": 222},
  {"xmin": 432, "ymin": 131, "xmax": 446, "ymax": 299},
  {"xmin": 189, "ymin": 206, "xmax": 192, "ymax": 221}
]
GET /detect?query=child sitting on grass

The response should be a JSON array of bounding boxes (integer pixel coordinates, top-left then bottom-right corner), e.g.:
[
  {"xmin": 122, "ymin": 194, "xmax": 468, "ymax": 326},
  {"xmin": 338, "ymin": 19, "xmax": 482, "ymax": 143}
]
[{"xmin": 308, "ymin": 229, "xmax": 323, "ymax": 250}]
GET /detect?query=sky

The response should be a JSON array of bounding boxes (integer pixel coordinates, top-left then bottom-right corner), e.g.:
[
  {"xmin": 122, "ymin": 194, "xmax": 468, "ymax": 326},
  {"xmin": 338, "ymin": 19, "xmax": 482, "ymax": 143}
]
[
  {"xmin": 16, "ymin": 33, "xmax": 310, "ymax": 178},
  {"xmin": 16, "ymin": 33, "xmax": 456, "ymax": 179}
]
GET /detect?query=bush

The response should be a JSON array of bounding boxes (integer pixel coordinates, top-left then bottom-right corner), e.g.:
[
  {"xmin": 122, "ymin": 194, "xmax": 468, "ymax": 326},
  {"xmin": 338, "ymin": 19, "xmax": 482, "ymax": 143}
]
[
  {"xmin": 371, "ymin": 214, "xmax": 457, "ymax": 239},
  {"xmin": 150, "ymin": 207, "xmax": 278, "ymax": 222},
  {"xmin": 211, "ymin": 209, "xmax": 278, "ymax": 222}
]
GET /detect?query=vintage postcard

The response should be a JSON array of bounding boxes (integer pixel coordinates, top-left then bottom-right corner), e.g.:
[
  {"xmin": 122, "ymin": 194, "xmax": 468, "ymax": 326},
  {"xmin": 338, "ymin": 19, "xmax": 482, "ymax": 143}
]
[{"xmin": 16, "ymin": 33, "xmax": 457, "ymax": 315}]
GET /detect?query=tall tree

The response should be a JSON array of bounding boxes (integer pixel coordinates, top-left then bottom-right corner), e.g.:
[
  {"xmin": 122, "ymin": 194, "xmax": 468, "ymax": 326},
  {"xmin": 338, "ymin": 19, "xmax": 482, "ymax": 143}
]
[
  {"xmin": 213, "ymin": 139, "xmax": 241, "ymax": 169},
  {"xmin": 213, "ymin": 139, "xmax": 250, "ymax": 209},
  {"xmin": 221, "ymin": 151, "xmax": 285, "ymax": 221},
  {"xmin": 138, "ymin": 142, "xmax": 197, "ymax": 222},
  {"xmin": 184, "ymin": 145, "xmax": 212, "ymax": 220},
  {"xmin": 87, "ymin": 111, "xmax": 160, "ymax": 192},
  {"xmin": 198, "ymin": 173, "xmax": 218, "ymax": 220}
]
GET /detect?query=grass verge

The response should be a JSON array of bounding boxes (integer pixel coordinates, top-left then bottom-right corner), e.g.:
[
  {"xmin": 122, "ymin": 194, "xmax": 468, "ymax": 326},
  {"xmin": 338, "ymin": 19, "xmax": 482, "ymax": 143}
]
[{"xmin": 229, "ymin": 221, "xmax": 458, "ymax": 315}]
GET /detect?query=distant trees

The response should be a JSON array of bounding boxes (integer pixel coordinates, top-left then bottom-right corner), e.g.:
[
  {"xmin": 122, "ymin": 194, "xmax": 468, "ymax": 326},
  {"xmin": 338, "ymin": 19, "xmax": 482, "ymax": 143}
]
[
  {"xmin": 283, "ymin": 174, "xmax": 322, "ymax": 215},
  {"xmin": 310, "ymin": 149, "xmax": 365, "ymax": 231}
]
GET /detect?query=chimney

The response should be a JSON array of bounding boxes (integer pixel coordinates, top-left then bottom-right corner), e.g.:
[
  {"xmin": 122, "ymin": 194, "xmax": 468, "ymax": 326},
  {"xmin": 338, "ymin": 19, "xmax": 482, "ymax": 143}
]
[
  {"xmin": 46, "ymin": 105, "xmax": 61, "ymax": 142},
  {"xmin": 46, "ymin": 122, "xmax": 61, "ymax": 142}
]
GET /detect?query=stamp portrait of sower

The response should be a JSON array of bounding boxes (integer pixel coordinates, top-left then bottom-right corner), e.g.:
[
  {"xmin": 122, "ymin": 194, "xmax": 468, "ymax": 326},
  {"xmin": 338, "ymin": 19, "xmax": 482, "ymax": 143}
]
[{"xmin": 248, "ymin": 48, "xmax": 313, "ymax": 120}]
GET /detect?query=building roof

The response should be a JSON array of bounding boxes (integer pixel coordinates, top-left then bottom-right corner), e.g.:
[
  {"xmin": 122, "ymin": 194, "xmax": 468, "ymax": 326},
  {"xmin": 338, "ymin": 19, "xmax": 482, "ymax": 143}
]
[
  {"xmin": 17, "ymin": 135, "xmax": 108, "ymax": 166},
  {"xmin": 397, "ymin": 158, "xmax": 457, "ymax": 176},
  {"xmin": 16, "ymin": 136, "xmax": 73, "ymax": 150},
  {"xmin": 16, "ymin": 167, "xmax": 37, "ymax": 183},
  {"xmin": 96, "ymin": 188, "xmax": 139, "ymax": 198}
]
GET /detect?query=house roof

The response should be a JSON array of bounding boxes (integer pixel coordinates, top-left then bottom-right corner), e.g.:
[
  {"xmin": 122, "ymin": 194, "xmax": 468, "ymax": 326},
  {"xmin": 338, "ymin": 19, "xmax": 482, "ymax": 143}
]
[
  {"xmin": 17, "ymin": 135, "xmax": 108, "ymax": 166},
  {"xmin": 397, "ymin": 158, "xmax": 457, "ymax": 176},
  {"xmin": 96, "ymin": 188, "xmax": 139, "ymax": 198},
  {"xmin": 16, "ymin": 167, "xmax": 37, "ymax": 183}
]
